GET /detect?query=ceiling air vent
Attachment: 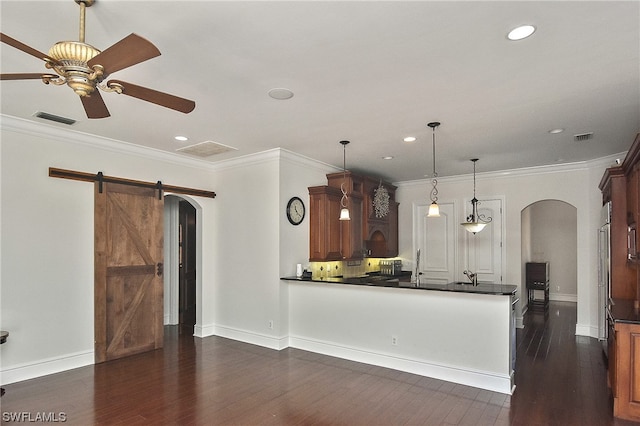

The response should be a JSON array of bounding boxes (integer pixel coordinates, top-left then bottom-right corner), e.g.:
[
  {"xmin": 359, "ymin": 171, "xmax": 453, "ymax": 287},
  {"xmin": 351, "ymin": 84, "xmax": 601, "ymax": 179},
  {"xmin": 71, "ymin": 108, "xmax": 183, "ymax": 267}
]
[
  {"xmin": 176, "ymin": 140, "xmax": 237, "ymax": 158},
  {"xmin": 33, "ymin": 111, "xmax": 76, "ymax": 125},
  {"xmin": 573, "ymin": 132, "xmax": 594, "ymax": 142}
]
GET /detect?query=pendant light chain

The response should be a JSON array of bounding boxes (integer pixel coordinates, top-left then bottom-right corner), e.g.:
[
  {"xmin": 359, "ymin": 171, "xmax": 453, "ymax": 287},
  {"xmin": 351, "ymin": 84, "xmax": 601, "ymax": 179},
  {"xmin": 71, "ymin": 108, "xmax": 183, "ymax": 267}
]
[
  {"xmin": 430, "ymin": 123, "xmax": 439, "ymax": 204},
  {"xmin": 461, "ymin": 158, "xmax": 492, "ymax": 234},
  {"xmin": 426, "ymin": 122, "xmax": 441, "ymax": 217},
  {"xmin": 339, "ymin": 140, "xmax": 351, "ymax": 220},
  {"xmin": 341, "ymin": 141, "xmax": 348, "ymax": 208}
]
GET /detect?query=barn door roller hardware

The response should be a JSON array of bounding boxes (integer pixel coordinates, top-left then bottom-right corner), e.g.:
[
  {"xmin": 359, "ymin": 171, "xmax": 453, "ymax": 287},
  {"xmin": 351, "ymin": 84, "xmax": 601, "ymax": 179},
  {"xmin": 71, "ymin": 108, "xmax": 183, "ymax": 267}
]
[{"xmin": 49, "ymin": 167, "xmax": 216, "ymax": 199}]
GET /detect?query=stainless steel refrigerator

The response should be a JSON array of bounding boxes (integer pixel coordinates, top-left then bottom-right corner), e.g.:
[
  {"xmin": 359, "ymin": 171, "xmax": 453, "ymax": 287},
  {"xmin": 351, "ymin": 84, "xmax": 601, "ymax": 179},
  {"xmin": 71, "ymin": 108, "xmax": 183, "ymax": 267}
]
[{"xmin": 598, "ymin": 201, "xmax": 612, "ymax": 354}]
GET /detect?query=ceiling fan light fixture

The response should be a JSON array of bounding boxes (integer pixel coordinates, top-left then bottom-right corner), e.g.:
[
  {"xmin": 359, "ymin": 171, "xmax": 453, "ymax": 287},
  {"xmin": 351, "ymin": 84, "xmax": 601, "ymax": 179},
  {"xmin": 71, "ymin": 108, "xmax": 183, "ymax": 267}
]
[
  {"xmin": 0, "ymin": 0, "xmax": 195, "ymax": 119},
  {"xmin": 48, "ymin": 41, "xmax": 100, "ymax": 65}
]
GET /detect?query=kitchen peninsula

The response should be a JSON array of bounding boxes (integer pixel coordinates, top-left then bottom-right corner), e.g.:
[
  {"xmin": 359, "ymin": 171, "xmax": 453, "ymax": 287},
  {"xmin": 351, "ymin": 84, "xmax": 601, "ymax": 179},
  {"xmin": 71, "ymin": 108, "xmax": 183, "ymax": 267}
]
[{"xmin": 283, "ymin": 275, "xmax": 518, "ymax": 394}]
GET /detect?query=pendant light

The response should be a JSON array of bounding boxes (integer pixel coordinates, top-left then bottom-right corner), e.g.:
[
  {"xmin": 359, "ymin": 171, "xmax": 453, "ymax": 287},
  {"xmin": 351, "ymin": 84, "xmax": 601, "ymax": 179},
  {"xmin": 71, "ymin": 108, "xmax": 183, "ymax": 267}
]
[
  {"xmin": 461, "ymin": 158, "xmax": 492, "ymax": 234},
  {"xmin": 339, "ymin": 140, "xmax": 351, "ymax": 221},
  {"xmin": 427, "ymin": 121, "xmax": 441, "ymax": 217}
]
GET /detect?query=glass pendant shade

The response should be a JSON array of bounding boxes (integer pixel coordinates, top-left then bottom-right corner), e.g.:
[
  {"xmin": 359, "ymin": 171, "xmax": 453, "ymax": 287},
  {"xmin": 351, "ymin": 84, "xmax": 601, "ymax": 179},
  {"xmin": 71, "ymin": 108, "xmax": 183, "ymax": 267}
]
[
  {"xmin": 461, "ymin": 159, "xmax": 492, "ymax": 234},
  {"xmin": 339, "ymin": 207, "xmax": 351, "ymax": 221},
  {"xmin": 428, "ymin": 202, "xmax": 440, "ymax": 217},
  {"xmin": 461, "ymin": 221, "xmax": 486, "ymax": 234}
]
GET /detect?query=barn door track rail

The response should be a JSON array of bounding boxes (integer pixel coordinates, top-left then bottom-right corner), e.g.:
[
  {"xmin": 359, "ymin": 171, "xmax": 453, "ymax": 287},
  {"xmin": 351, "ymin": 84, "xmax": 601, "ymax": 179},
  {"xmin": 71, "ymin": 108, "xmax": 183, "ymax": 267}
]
[{"xmin": 49, "ymin": 167, "xmax": 216, "ymax": 199}]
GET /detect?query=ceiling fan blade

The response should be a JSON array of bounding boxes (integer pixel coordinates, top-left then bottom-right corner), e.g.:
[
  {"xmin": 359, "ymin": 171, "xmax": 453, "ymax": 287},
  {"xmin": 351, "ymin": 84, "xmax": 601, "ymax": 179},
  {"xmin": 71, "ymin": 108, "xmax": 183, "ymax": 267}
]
[
  {"xmin": 88, "ymin": 34, "xmax": 161, "ymax": 78},
  {"xmin": 108, "ymin": 80, "xmax": 196, "ymax": 114},
  {"xmin": 1, "ymin": 73, "xmax": 57, "ymax": 80},
  {"xmin": 0, "ymin": 33, "xmax": 60, "ymax": 65},
  {"xmin": 80, "ymin": 91, "xmax": 110, "ymax": 119}
]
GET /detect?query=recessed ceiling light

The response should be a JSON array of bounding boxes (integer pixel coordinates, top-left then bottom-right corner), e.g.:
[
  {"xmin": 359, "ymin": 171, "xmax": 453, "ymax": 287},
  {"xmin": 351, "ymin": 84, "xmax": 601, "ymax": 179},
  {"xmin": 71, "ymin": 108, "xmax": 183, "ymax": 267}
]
[
  {"xmin": 268, "ymin": 88, "xmax": 294, "ymax": 100},
  {"xmin": 382, "ymin": 156, "xmax": 394, "ymax": 160},
  {"xmin": 403, "ymin": 136, "xmax": 416, "ymax": 142},
  {"xmin": 175, "ymin": 136, "xmax": 188, "ymax": 141},
  {"xmin": 549, "ymin": 128, "xmax": 564, "ymax": 134},
  {"xmin": 507, "ymin": 25, "xmax": 536, "ymax": 41}
]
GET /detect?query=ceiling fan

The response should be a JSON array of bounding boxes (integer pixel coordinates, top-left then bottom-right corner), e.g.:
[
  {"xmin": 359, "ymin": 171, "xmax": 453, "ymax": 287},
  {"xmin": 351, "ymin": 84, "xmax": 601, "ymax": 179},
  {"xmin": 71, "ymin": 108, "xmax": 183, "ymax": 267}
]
[{"xmin": 0, "ymin": 0, "xmax": 195, "ymax": 119}]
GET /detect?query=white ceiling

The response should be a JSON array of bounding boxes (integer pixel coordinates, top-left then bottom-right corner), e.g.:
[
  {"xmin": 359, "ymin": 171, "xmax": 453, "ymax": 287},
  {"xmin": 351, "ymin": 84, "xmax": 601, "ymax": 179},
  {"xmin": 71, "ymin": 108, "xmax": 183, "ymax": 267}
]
[{"xmin": 1, "ymin": 0, "xmax": 638, "ymax": 182}]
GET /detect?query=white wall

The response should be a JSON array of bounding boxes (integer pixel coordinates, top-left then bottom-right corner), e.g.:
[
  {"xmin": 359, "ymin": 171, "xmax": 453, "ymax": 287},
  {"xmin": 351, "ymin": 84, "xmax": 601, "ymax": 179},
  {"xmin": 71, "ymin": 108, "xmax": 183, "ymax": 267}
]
[
  {"xmin": 0, "ymin": 117, "xmax": 215, "ymax": 383},
  {"xmin": 0, "ymin": 113, "xmax": 624, "ymax": 386},
  {"xmin": 396, "ymin": 158, "xmax": 617, "ymax": 336},
  {"xmin": 0, "ymin": 116, "xmax": 334, "ymax": 384},
  {"xmin": 207, "ymin": 149, "xmax": 333, "ymax": 348}
]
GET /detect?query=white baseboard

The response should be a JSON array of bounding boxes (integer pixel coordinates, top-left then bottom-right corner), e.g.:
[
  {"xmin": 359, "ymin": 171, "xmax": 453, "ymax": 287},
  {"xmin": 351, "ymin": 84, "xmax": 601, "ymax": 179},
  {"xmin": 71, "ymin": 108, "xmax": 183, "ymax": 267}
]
[
  {"xmin": 288, "ymin": 335, "xmax": 513, "ymax": 395},
  {"xmin": 193, "ymin": 323, "xmax": 216, "ymax": 338},
  {"xmin": 575, "ymin": 323, "xmax": 599, "ymax": 339},
  {"xmin": 207, "ymin": 324, "xmax": 289, "ymax": 350},
  {"xmin": 1, "ymin": 350, "xmax": 94, "ymax": 386},
  {"xmin": 550, "ymin": 293, "xmax": 578, "ymax": 303}
]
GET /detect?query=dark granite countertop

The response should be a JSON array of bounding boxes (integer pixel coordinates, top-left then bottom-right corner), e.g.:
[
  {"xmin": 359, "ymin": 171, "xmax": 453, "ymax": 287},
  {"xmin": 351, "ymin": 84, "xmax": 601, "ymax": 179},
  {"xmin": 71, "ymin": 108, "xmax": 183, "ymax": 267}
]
[
  {"xmin": 610, "ymin": 298, "xmax": 640, "ymax": 324},
  {"xmin": 282, "ymin": 275, "xmax": 518, "ymax": 296}
]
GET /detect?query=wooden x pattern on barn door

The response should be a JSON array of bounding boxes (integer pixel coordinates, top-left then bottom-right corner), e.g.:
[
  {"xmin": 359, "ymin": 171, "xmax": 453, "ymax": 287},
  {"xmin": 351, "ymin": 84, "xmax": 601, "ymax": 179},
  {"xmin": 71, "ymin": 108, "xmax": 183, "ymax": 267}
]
[{"xmin": 94, "ymin": 182, "xmax": 164, "ymax": 363}]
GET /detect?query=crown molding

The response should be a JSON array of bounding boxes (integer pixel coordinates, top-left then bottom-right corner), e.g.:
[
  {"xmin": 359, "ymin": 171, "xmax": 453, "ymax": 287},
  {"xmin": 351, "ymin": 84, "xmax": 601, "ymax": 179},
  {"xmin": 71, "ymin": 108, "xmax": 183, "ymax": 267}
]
[
  {"xmin": 1, "ymin": 114, "xmax": 220, "ymax": 171},
  {"xmin": 0, "ymin": 114, "xmax": 336, "ymax": 175},
  {"xmin": 2, "ymin": 114, "xmax": 627, "ymax": 185},
  {"xmin": 395, "ymin": 153, "xmax": 627, "ymax": 189}
]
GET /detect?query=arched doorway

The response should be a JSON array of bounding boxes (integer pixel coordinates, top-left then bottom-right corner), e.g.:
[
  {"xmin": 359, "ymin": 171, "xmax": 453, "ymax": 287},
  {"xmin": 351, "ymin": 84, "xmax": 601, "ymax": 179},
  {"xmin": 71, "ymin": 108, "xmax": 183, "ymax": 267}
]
[
  {"xmin": 521, "ymin": 200, "xmax": 578, "ymax": 311},
  {"xmin": 164, "ymin": 195, "xmax": 201, "ymax": 335}
]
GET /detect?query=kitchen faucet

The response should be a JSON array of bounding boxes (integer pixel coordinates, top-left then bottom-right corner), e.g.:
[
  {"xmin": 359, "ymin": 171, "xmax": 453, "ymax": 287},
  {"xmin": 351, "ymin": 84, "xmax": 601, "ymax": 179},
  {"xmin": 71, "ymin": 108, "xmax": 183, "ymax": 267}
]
[{"xmin": 463, "ymin": 270, "xmax": 478, "ymax": 286}]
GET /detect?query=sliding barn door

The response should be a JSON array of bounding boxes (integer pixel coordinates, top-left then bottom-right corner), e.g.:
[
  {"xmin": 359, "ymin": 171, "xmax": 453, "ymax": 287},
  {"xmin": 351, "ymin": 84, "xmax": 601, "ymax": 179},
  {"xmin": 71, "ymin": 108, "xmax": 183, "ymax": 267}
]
[{"xmin": 94, "ymin": 182, "xmax": 164, "ymax": 363}]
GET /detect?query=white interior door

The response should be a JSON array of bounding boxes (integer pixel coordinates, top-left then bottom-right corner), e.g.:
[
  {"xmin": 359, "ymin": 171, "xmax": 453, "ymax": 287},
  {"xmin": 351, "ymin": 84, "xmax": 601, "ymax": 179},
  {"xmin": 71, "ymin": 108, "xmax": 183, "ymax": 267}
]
[
  {"xmin": 415, "ymin": 202, "xmax": 456, "ymax": 284},
  {"xmin": 463, "ymin": 198, "xmax": 503, "ymax": 284}
]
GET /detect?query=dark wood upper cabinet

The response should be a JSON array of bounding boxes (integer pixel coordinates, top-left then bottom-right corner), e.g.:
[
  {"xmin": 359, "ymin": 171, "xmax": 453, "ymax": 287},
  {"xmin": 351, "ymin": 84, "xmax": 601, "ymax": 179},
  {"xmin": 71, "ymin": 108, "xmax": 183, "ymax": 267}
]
[
  {"xmin": 601, "ymin": 133, "xmax": 640, "ymax": 422},
  {"xmin": 599, "ymin": 133, "xmax": 640, "ymax": 299},
  {"xmin": 309, "ymin": 172, "xmax": 398, "ymax": 261}
]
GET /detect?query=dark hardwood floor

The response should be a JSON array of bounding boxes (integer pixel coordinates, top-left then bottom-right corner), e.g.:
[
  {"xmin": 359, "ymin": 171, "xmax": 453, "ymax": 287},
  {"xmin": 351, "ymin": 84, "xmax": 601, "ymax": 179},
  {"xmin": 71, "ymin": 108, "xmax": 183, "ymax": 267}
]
[{"xmin": 2, "ymin": 301, "xmax": 638, "ymax": 425}]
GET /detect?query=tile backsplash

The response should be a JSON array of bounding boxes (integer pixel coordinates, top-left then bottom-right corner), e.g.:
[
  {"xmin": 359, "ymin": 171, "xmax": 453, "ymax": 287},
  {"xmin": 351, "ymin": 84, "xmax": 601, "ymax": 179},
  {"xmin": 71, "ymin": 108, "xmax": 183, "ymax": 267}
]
[{"xmin": 309, "ymin": 259, "xmax": 384, "ymax": 279}]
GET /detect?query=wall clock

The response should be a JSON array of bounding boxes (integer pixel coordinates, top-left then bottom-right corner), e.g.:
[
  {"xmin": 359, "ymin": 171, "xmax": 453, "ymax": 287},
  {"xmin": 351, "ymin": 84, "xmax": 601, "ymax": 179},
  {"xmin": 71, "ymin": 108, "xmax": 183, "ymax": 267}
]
[{"xmin": 286, "ymin": 197, "xmax": 305, "ymax": 225}]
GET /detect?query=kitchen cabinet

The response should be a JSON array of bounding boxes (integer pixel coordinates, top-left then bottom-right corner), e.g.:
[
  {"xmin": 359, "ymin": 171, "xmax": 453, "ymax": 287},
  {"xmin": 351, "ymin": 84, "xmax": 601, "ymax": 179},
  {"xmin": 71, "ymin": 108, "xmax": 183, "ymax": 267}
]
[
  {"xmin": 608, "ymin": 312, "xmax": 617, "ymax": 400},
  {"xmin": 308, "ymin": 184, "xmax": 363, "ymax": 261},
  {"xmin": 601, "ymin": 133, "xmax": 640, "ymax": 421},
  {"xmin": 308, "ymin": 186, "xmax": 343, "ymax": 261},
  {"xmin": 361, "ymin": 176, "xmax": 399, "ymax": 257},
  {"xmin": 309, "ymin": 171, "xmax": 398, "ymax": 261},
  {"xmin": 326, "ymin": 172, "xmax": 398, "ymax": 258},
  {"xmin": 600, "ymin": 135, "xmax": 639, "ymax": 299},
  {"xmin": 627, "ymin": 161, "xmax": 639, "ymax": 265},
  {"xmin": 612, "ymin": 320, "xmax": 640, "ymax": 421}
]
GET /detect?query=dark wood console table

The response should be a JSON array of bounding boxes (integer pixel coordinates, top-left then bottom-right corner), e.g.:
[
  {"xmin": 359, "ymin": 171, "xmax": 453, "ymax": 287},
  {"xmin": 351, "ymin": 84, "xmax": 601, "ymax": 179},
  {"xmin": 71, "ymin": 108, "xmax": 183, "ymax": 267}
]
[{"xmin": 526, "ymin": 262, "xmax": 549, "ymax": 310}]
